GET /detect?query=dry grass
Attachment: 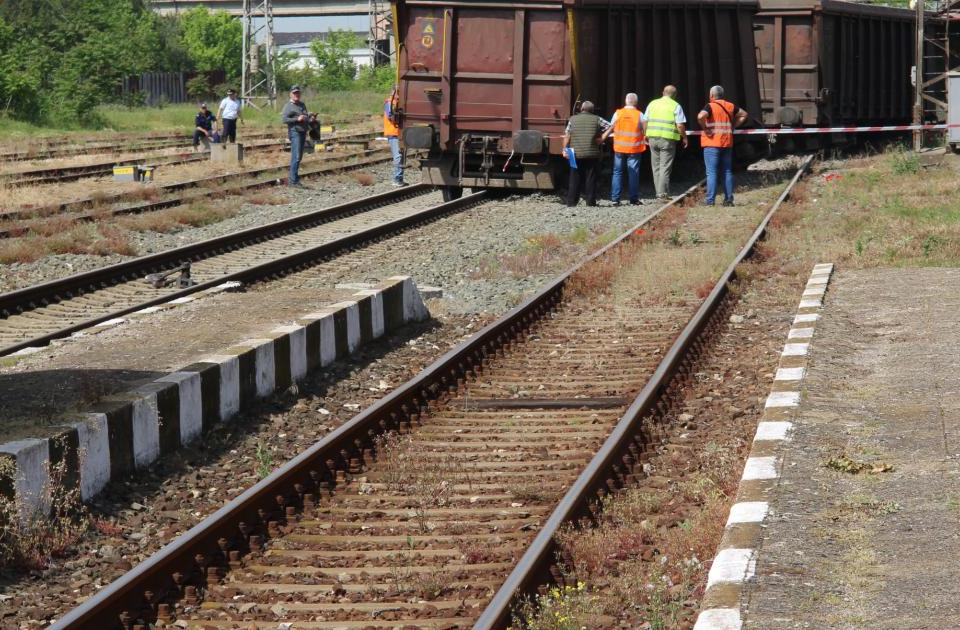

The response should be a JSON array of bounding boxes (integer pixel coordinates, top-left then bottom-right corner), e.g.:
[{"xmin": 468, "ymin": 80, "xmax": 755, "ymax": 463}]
[
  {"xmin": 0, "ymin": 223, "xmax": 137, "ymax": 263},
  {"xmin": 118, "ymin": 201, "xmax": 241, "ymax": 233},
  {"xmin": 551, "ymin": 441, "xmax": 743, "ymax": 629},
  {"xmin": 244, "ymin": 192, "xmax": 291, "ymax": 206},
  {"xmin": 351, "ymin": 171, "xmax": 376, "ymax": 186}
]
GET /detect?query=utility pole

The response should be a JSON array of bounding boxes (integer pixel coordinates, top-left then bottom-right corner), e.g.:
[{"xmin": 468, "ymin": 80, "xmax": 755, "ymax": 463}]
[
  {"xmin": 242, "ymin": 0, "xmax": 277, "ymax": 109},
  {"xmin": 915, "ymin": 0, "xmax": 925, "ymax": 151}
]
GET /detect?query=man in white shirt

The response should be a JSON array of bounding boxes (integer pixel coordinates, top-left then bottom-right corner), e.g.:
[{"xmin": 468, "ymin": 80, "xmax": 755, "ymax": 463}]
[{"xmin": 217, "ymin": 89, "xmax": 243, "ymax": 143}]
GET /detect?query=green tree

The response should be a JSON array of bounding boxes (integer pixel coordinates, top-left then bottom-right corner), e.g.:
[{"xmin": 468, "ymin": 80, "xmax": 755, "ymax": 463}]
[
  {"xmin": 0, "ymin": 0, "xmax": 161, "ymax": 124},
  {"xmin": 181, "ymin": 7, "xmax": 242, "ymax": 81},
  {"xmin": 310, "ymin": 30, "xmax": 363, "ymax": 91},
  {"xmin": 154, "ymin": 14, "xmax": 194, "ymax": 73}
]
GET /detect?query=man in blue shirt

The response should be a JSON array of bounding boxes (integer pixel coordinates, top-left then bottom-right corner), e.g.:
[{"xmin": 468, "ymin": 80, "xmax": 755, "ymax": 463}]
[{"xmin": 193, "ymin": 103, "xmax": 217, "ymax": 151}]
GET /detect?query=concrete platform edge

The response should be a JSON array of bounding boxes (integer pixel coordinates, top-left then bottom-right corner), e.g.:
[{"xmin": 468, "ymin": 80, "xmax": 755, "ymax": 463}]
[
  {"xmin": 694, "ymin": 263, "xmax": 835, "ymax": 630},
  {"xmin": 0, "ymin": 277, "xmax": 430, "ymax": 515}
]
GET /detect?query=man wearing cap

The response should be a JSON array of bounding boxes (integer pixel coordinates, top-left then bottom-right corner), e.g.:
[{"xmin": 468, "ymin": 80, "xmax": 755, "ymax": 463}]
[
  {"xmin": 217, "ymin": 88, "xmax": 242, "ymax": 143},
  {"xmin": 193, "ymin": 103, "xmax": 217, "ymax": 151},
  {"xmin": 281, "ymin": 86, "xmax": 309, "ymax": 188}
]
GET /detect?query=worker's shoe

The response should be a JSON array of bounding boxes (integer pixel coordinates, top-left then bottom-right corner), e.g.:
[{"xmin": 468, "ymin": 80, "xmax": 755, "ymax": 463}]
[
  {"xmin": 722, "ymin": 199, "xmax": 734, "ymax": 207},
  {"xmin": 611, "ymin": 201, "xmax": 621, "ymax": 207},
  {"xmin": 392, "ymin": 180, "xmax": 407, "ymax": 187}
]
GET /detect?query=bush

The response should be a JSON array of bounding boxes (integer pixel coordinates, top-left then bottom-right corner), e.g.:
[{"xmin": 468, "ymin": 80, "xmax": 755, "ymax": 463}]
[
  {"xmin": 186, "ymin": 74, "xmax": 212, "ymax": 100},
  {"xmin": 358, "ymin": 64, "xmax": 396, "ymax": 91}
]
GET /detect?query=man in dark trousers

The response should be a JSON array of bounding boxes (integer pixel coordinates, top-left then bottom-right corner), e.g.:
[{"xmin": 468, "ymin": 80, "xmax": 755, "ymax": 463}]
[
  {"xmin": 192, "ymin": 103, "xmax": 217, "ymax": 151},
  {"xmin": 281, "ymin": 86, "xmax": 309, "ymax": 188},
  {"xmin": 562, "ymin": 101, "xmax": 603, "ymax": 207}
]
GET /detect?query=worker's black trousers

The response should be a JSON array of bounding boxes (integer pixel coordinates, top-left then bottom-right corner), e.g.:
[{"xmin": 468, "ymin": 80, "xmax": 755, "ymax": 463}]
[
  {"xmin": 222, "ymin": 118, "xmax": 237, "ymax": 143},
  {"xmin": 566, "ymin": 158, "xmax": 599, "ymax": 206}
]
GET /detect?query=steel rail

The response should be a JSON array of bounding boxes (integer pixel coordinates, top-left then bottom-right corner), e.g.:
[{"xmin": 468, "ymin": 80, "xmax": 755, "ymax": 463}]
[
  {"xmin": 0, "ymin": 152, "xmax": 391, "ymax": 240},
  {"xmin": 0, "ymin": 183, "xmax": 453, "ymax": 356},
  {"xmin": 48, "ymin": 178, "xmax": 709, "ymax": 629},
  {"xmin": 473, "ymin": 153, "xmax": 816, "ymax": 629}
]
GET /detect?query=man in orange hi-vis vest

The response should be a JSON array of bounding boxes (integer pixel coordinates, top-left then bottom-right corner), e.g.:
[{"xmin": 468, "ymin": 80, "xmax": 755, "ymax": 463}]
[
  {"xmin": 384, "ymin": 85, "xmax": 405, "ymax": 186},
  {"xmin": 697, "ymin": 85, "xmax": 748, "ymax": 206},
  {"xmin": 600, "ymin": 93, "xmax": 646, "ymax": 205}
]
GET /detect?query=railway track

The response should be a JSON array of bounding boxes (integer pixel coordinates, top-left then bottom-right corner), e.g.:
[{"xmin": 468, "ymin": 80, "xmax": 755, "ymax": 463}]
[
  {"xmin": 0, "ymin": 184, "xmax": 486, "ymax": 357},
  {"xmin": 49, "ymin": 156, "xmax": 814, "ymax": 629},
  {"xmin": 0, "ymin": 116, "xmax": 372, "ymax": 163},
  {"xmin": 0, "ymin": 132, "xmax": 278, "ymax": 164},
  {"xmin": 0, "ymin": 130, "xmax": 378, "ymax": 187},
  {"xmin": 0, "ymin": 148, "xmax": 390, "ymax": 239}
]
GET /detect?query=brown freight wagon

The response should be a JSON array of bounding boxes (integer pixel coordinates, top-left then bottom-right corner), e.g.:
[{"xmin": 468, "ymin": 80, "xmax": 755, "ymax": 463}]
[{"xmin": 393, "ymin": 0, "xmax": 918, "ymax": 196}]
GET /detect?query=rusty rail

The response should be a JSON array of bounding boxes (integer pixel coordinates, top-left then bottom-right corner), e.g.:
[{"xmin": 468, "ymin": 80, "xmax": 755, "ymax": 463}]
[{"xmin": 473, "ymin": 153, "xmax": 816, "ymax": 629}]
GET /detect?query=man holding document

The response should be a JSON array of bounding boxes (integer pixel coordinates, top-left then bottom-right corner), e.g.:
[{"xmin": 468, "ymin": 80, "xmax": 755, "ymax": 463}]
[{"xmin": 562, "ymin": 101, "xmax": 604, "ymax": 207}]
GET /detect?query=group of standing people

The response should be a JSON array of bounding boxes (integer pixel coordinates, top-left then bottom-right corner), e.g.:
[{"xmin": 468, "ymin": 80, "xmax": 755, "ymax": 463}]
[{"xmin": 563, "ymin": 84, "xmax": 748, "ymax": 208}]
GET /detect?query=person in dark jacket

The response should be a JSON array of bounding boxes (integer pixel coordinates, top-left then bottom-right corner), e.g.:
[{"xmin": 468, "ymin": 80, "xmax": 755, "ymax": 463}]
[
  {"xmin": 562, "ymin": 101, "xmax": 604, "ymax": 207},
  {"xmin": 280, "ymin": 86, "xmax": 309, "ymax": 188},
  {"xmin": 193, "ymin": 103, "xmax": 217, "ymax": 151}
]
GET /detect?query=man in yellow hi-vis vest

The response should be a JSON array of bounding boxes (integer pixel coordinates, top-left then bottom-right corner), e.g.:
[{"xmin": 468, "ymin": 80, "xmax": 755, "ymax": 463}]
[{"xmin": 643, "ymin": 85, "xmax": 689, "ymax": 199}]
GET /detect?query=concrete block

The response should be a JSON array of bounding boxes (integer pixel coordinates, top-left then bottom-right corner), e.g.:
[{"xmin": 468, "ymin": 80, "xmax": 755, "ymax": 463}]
[
  {"xmin": 339, "ymin": 301, "xmax": 361, "ymax": 353},
  {"xmin": 157, "ymin": 372, "xmax": 203, "ymax": 445},
  {"xmin": 242, "ymin": 338, "xmax": 276, "ymax": 399},
  {"xmin": 131, "ymin": 390, "xmax": 161, "ymax": 469},
  {"xmin": 354, "ymin": 289, "xmax": 386, "ymax": 340},
  {"xmin": 75, "ymin": 414, "xmax": 111, "ymax": 501},
  {"xmin": 273, "ymin": 325, "xmax": 307, "ymax": 383},
  {"xmin": 0, "ymin": 439, "xmax": 51, "ymax": 518},
  {"xmin": 210, "ymin": 143, "xmax": 244, "ymax": 163}
]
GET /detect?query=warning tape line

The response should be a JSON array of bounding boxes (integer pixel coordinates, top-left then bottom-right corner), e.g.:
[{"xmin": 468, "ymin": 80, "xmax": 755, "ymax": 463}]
[{"xmin": 686, "ymin": 123, "xmax": 957, "ymax": 136}]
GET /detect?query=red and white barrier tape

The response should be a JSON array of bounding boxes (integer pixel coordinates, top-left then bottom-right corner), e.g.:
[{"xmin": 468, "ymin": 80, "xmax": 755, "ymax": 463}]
[{"xmin": 687, "ymin": 122, "xmax": 957, "ymax": 136}]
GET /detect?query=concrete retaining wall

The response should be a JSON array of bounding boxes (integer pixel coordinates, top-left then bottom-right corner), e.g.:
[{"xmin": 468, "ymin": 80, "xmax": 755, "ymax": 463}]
[{"xmin": 0, "ymin": 277, "xmax": 430, "ymax": 514}]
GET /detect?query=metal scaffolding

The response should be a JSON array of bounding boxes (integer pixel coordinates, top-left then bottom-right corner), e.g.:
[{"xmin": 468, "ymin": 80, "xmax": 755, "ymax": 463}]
[
  {"xmin": 242, "ymin": 0, "xmax": 278, "ymax": 109},
  {"xmin": 368, "ymin": 0, "xmax": 393, "ymax": 66},
  {"xmin": 917, "ymin": 0, "xmax": 960, "ymax": 147}
]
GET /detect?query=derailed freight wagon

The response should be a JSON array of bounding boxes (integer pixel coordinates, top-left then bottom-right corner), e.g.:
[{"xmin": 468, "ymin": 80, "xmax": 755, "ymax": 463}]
[
  {"xmin": 753, "ymin": 0, "xmax": 915, "ymax": 154},
  {"xmin": 392, "ymin": 0, "xmax": 917, "ymax": 195}
]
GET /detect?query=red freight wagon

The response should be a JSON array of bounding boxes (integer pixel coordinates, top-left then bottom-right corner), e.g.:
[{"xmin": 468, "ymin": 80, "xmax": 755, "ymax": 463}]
[{"xmin": 393, "ymin": 0, "xmax": 919, "ymax": 196}]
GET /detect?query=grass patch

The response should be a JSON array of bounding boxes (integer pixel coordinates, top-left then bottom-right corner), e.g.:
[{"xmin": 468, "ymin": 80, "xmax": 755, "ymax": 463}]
[
  {"xmin": 0, "ymin": 92, "xmax": 380, "ymax": 141},
  {"xmin": 769, "ymin": 146, "xmax": 960, "ymax": 269}
]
